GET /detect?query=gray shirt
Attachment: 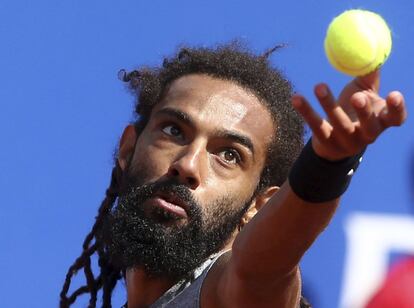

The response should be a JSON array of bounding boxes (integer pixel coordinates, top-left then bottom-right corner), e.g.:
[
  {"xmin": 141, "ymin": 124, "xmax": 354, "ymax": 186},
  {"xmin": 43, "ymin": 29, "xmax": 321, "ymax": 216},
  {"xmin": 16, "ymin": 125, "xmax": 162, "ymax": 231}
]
[
  {"xmin": 125, "ymin": 251, "xmax": 310, "ymax": 308},
  {"xmin": 150, "ymin": 252, "xmax": 223, "ymax": 308}
]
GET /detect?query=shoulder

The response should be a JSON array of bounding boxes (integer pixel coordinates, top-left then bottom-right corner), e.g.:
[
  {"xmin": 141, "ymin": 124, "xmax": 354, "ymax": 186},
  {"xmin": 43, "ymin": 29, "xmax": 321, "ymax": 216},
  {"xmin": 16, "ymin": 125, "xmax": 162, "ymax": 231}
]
[{"xmin": 200, "ymin": 250, "xmax": 302, "ymax": 308}]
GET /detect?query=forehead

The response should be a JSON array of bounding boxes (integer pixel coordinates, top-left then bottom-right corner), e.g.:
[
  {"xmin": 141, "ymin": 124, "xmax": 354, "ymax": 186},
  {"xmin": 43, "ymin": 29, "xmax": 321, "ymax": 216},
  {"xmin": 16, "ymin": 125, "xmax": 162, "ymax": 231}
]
[{"xmin": 154, "ymin": 74, "xmax": 275, "ymax": 157}]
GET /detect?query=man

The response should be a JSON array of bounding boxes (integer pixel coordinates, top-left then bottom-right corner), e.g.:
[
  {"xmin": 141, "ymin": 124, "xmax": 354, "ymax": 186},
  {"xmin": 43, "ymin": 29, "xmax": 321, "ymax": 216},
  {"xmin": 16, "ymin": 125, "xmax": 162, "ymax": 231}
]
[{"xmin": 60, "ymin": 44, "xmax": 407, "ymax": 307}]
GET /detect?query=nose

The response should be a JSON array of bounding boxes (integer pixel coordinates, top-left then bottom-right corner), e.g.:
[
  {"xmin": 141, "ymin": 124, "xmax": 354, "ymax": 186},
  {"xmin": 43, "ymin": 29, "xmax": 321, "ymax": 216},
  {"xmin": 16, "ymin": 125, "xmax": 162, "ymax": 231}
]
[{"xmin": 167, "ymin": 144, "xmax": 204, "ymax": 190}]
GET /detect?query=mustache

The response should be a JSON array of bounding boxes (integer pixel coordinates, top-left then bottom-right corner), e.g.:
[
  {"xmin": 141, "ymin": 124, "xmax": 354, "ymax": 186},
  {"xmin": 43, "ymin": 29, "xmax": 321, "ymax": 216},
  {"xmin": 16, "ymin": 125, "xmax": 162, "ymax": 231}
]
[{"xmin": 119, "ymin": 178, "xmax": 201, "ymax": 217}]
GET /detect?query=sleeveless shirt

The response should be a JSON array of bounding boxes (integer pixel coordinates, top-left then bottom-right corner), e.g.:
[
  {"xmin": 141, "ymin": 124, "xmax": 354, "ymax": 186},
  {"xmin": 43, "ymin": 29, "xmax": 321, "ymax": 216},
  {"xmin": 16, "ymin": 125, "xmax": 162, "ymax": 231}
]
[
  {"xmin": 124, "ymin": 251, "xmax": 310, "ymax": 307},
  {"xmin": 150, "ymin": 251, "xmax": 223, "ymax": 307}
]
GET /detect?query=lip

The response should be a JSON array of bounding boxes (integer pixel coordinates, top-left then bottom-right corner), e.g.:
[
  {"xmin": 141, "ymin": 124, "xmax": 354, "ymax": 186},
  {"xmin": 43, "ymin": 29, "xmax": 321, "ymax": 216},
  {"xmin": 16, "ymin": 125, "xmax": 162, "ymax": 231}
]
[{"xmin": 149, "ymin": 193, "xmax": 188, "ymax": 219}]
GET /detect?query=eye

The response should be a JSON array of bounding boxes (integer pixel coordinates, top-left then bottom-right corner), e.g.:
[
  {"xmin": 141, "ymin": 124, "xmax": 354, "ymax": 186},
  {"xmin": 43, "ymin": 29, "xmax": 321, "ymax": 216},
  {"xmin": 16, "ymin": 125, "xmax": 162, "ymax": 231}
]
[
  {"xmin": 162, "ymin": 124, "xmax": 183, "ymax": 138},
  {"xmin": 218, "ymin": 149, "xmax": 241, "ymax": 165}
]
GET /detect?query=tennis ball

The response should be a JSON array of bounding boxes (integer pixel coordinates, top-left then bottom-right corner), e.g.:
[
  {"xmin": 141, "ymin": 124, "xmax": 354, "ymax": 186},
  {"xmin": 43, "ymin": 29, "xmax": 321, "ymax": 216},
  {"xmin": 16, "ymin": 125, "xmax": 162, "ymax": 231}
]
[{"xmin": 324, "ymin": 9, "xmax": 392, "ymax": 76}]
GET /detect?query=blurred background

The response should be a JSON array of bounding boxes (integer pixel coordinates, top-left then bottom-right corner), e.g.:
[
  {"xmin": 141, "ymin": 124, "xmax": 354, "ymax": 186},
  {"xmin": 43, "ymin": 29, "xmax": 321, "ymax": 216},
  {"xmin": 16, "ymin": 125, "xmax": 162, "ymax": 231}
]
[{"xmin": 1, "ymin": 0, "xmax": 413, "ymax": 307}]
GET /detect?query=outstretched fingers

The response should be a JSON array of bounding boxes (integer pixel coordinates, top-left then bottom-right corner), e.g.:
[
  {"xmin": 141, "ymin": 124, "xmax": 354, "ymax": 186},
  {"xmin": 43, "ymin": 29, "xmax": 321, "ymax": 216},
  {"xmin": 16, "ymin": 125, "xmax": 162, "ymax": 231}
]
[
  {"xmin": 380, "ymin": 91, "xmax": 407, "ymax": 127},
  {"xmin": 292, "ymin": 94, "xmax": 332, "ymax": 141},
  {"xmin": 293, "ymin": 83, "xmax": 407, "ymax": 161},
  {"xmin": 314, "ymin": 84, "xmax": 366, "ymax": 153},
  {"xmin": 314, "ymin": 84, "xmax": 354, "ymax": 132},
  {"xmin": 350, "ymin": 92, "xmax": 383, "ymax": 144}
]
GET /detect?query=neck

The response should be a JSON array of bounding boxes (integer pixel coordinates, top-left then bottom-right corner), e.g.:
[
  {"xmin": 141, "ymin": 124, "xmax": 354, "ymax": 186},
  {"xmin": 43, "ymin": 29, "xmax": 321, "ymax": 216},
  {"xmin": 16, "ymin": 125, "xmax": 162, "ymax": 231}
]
[{"xmin": 126, "ymin": 268, "xmax": 176, "ymax": 308}]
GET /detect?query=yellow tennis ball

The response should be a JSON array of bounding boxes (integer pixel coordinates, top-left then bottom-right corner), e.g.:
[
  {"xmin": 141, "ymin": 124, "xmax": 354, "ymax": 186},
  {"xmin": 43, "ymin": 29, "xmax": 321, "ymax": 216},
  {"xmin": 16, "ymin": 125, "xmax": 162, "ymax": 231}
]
[{"xmin": 324, "ymin": 9, "xmax": 392, "ymax": 76}]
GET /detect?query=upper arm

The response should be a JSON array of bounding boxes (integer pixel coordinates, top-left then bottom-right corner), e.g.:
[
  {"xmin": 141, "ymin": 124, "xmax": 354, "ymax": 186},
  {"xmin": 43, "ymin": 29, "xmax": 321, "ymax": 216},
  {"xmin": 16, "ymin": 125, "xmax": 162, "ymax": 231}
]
[{"xmin": 201, "ymin": 181, "xmax": 337, "ymax": 307}]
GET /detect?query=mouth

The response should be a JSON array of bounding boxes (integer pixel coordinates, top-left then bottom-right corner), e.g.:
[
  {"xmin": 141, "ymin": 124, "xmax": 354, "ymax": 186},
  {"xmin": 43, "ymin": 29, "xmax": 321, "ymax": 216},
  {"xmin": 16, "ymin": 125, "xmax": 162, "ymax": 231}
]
[{"xmin": 146, "ymin": 192, "xmax": 189, "ymax": 220}]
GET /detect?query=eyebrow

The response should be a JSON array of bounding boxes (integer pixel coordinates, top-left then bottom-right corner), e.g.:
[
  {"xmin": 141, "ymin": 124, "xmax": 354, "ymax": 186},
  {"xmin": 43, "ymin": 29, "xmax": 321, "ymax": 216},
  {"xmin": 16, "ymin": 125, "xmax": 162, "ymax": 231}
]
[
  {"xmin": 155, "ymin": 107, "xmax": 255, "ymax": 155},
  {"xmin": 155, "ymin": 108, "xmax": 195, "ymax": 128},
  {"xmin": 213, "ymin": 130, "xmax": 255, "ymax": 156}
]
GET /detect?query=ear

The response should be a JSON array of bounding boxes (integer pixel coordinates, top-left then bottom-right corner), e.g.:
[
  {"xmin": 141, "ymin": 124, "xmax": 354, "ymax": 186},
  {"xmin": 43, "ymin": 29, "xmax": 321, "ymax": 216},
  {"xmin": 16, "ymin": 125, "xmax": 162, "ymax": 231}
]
[
  {"xmin": 239, "ymin": 186, "xmax": 279, "ymax": 229},
  {"xmin": 118, "ymin": 125, "xmax": 137, "ymax": 171}
]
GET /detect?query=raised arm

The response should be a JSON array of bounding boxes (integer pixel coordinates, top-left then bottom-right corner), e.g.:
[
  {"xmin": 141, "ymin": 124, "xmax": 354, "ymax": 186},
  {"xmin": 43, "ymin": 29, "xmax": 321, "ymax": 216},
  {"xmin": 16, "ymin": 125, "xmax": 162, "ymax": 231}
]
[{"xmin": 216, "ymin": 71, "xmax": 407, "ymax": 307}]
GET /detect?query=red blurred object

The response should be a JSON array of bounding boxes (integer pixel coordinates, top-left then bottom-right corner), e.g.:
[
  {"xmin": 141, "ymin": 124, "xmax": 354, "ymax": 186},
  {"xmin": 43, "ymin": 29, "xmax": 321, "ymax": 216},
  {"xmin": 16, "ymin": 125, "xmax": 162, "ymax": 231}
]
[{"xmin": 365, "ymin": 257, "xmax": 414, "ymax": 308}]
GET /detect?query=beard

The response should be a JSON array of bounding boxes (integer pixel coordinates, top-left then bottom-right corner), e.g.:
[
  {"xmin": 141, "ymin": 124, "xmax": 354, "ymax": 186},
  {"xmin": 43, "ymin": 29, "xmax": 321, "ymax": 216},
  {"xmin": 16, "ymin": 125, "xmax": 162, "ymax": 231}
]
[{"xmin": 103, "ymin": 166, "xmax": 253, "ymax": 281}]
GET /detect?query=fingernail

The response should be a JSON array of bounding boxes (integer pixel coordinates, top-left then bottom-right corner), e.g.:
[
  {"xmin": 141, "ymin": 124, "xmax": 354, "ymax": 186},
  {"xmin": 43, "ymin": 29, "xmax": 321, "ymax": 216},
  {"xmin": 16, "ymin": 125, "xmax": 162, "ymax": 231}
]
[
  {"xmin": 317, "ymin": 85, "xmax": 328, "ymax": 98},
  {"xmin": 292, "ymin": 96, "xmax": 302, "ymax": 108},
  {"xmin": 355, "ymin": 98, "xmax": 366, "ymax": 108},
  {"xmin": 391, "ymin": 99, "xmax": 400, "ymax": 107}
]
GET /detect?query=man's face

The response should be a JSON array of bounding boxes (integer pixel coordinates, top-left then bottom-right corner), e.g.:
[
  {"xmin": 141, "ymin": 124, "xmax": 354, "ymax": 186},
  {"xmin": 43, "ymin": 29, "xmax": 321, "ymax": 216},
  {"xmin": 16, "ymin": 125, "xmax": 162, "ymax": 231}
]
[{"xmin": 106, "ymin": 74, "xmax": 274, "ymax": 279}]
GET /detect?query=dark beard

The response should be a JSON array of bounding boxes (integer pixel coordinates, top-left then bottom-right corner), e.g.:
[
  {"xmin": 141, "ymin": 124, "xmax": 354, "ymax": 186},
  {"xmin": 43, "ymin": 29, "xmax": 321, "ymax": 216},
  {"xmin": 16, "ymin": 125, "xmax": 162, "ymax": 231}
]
[{"xmin": 103, "ymin": 176, "xmax": 252, "ymax": 281}]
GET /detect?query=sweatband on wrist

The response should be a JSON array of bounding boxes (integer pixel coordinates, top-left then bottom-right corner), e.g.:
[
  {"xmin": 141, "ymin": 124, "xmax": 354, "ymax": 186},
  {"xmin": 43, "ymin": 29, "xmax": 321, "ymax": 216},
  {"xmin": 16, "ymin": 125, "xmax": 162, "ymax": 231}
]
[{"xmin": 288, "ymin": 139, "xmax": 365, "ymax": 203}]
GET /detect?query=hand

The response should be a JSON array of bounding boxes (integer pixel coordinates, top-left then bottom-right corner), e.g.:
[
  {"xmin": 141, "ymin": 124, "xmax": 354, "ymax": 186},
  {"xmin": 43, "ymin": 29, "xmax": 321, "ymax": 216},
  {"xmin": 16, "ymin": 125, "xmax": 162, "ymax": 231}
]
[{"xmin": 292, "ymin": 70, "xmax": 407, "ymax": 161}]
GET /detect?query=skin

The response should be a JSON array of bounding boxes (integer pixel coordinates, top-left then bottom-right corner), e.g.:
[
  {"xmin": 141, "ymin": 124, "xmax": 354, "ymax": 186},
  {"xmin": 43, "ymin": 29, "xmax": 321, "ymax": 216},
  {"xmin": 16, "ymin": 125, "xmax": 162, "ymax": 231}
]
[{"xmin": 118, "ymin": 72, "xmax": 407, "ymax": 307}]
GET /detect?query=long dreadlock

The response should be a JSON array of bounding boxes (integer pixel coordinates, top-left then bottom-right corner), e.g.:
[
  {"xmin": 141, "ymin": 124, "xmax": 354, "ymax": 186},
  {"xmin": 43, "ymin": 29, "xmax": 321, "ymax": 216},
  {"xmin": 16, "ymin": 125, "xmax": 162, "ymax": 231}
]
[{"xmin": 60, "ymin": 163, "xmax": 122, "ymax": 307}]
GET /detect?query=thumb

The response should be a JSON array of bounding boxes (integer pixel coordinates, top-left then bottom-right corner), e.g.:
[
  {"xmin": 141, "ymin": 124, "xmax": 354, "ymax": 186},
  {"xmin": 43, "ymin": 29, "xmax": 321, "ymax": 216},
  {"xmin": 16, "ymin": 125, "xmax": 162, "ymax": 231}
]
[
  {"xmin": 337, "ymin": 69, "xmax": 381, "ymax": 116},
  {"xmin": 355, "ymin": 69, "xmax": 381, "ymax": 93}
]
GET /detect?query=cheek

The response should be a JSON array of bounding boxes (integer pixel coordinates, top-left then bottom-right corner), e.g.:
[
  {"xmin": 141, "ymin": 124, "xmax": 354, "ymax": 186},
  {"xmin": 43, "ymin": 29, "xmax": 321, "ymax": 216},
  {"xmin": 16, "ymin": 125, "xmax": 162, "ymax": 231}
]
[
  {"xmin": 200, "ymin": 179, "xmax": 255, "ymax": 215},
  {"xmin": 130, "ymin": 136, "xmax": 175, "ymax": 182}
]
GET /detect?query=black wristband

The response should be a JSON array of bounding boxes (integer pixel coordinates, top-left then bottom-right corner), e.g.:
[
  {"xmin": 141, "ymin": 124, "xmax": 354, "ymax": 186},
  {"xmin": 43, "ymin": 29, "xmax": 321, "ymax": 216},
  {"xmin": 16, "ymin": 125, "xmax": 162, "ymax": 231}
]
[{"xmin": 288, "ymin": 139, "xmax": 365, "ymax": 203}]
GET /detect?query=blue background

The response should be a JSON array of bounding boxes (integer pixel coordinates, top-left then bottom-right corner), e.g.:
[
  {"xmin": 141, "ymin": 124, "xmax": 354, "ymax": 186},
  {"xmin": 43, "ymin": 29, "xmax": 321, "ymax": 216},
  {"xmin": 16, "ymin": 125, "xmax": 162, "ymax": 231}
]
[{"xmin": 0, "ymin": 0, "xmax": 412, "ymax": 307}]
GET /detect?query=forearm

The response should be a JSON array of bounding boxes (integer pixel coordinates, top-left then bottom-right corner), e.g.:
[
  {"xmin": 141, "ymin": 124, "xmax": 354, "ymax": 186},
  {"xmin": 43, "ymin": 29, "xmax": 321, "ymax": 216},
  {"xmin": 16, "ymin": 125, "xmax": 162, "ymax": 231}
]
[{"xmin": 231, "ymin": 138, "xmax": 360, "ymax": 279}]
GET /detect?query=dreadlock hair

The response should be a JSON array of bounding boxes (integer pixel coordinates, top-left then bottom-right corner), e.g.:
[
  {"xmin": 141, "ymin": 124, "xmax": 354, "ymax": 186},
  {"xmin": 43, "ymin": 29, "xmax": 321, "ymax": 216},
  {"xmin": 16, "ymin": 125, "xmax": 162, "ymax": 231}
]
[
  {"xmin": 60, "ymin": 42, "xmax": 305, "ymax": 307},
  {"xmin": 60, "ymin": 163, "xmax": 122, "ymax": 308}
]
